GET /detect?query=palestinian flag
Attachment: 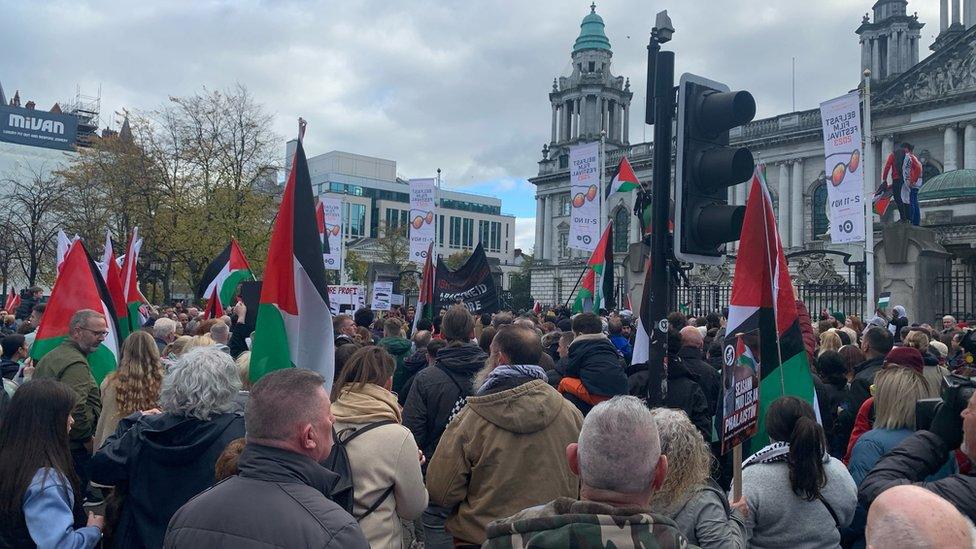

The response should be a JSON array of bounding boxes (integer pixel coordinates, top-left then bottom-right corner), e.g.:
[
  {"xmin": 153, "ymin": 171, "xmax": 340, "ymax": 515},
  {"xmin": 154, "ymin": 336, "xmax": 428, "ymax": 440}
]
[
  {"xmin": 197, "ymin": 239, "xmax": 255, "ymax": 306},
  {"xmin": 4, "ymin": 288, "xmax": 20, "ymax": 313},
  {"xmin": 411, "ymin": 242, "xmax": 435, "ymax": 335},
  {"xmin": 249, "ymin": 129, "xmax": 334, "ymax": 389},
  {"xmin": 31, "ymin": 240, "xmax": 120, "ymax": 384},
  {"xmin": 572, "ymin": 222, "xmax": 613, "ymax": 314},
  {"xmin": 724, "ymin": 166, "xmax": 816, "ymax": 448},
  {"xmin": 606, "ymin": 156, "xmax": 640, "ymax": 198},
  {"xmin": 119, "ymin": 228, "xmax": 144, "ymax": 333},
  {"xmin": 877, "ymin": 291, "xmax": 891, "ymax": 310},
  {"xmin": 203, "ymin": 285, "xmax": 224, "ymax": 320},
  {"xmin": 100, "ymin": 232, "xmax": 130, "ymax": 342},
  {"xmin": 873, "ymin": 182, "xmax": 892, "ymax": 216}
]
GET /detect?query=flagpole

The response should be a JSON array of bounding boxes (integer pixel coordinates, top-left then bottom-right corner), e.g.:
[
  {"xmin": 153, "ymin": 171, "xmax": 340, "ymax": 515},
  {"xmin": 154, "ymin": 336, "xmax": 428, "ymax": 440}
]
[
  {"xmin": 564, "ymin": 262, "xmax": 589, "ymax": 310},
  {"xmin": 600, "ymin": 130, "xmax": 608, "ymax": 229},
  {"xmin": 756, "ymin": 167, "xmax": 787, "ymax": 396},
  {"xmin": 862, "ymin": 69, "xmax": 875, "ymax": 318},
  {"xmin": 435, "ymin": 168, "xmax": 442, "ymax": 262}
]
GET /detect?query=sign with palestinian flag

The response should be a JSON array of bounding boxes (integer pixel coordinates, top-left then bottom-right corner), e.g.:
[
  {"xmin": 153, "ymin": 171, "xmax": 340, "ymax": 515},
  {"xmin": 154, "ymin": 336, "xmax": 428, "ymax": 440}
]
[
  {"xmin": 249, "ymin": 128, "xmax": 335, "ymax": 390},
  {"xmin": 572, "ymin": 221, "xmax": 613, "ymax": 314},
  {"xmin": 720, "ymin": 332, "xmax": 762, "ymax": 454},
  {"xmin": 197, "ymin": 239, "xmax": 255, "ymax": 306},
  {"xmin": 723, "ymin": 166, "xmax": 816, "ymax": 447},
  {"xmin": 31, "ymin": 240, "xmax": 120, "ymax": 384},
  {"xmin": 606, "ymin": 156, "xmax": 640, "ymax": 197}
]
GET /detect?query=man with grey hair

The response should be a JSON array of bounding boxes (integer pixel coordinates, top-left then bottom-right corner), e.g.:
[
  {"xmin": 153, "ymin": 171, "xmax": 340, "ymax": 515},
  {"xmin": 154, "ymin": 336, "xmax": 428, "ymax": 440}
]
[
  {"xmin": 165, "ymin": 368, "xmax": 368, "ymax": 548},
  {"xmin": 91, "ymin": 347, "xmax": 246, "ymax": 548},
  {"xmin": 484, "ymin": 396, "xmax": 688, "ymax": 548},
  {"xmin": 866, "ymin": 485, "xmax": 974, "ymax": 548},
  {"xmin": 210, "ymin": 321, "xmax": 230, "ymax": 349},
  {"xmin": 35, "ymin": 309, "xmax": 106, "ymax": 490},
  {"xmin": 154, "ymin": 317, "xmax": 178, "ymax": 352}
]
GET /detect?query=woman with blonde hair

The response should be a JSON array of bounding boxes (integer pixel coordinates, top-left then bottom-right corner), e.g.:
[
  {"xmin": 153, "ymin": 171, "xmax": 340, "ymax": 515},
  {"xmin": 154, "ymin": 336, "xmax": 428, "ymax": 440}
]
[
  {"xmin": 818, "ymin": 329, "xmax": 842, "ymax": 357},
  {"xmin": 94, "ymin": 331, "xmax": 163, "ymax": 448},
  {"xmin": 650, "ymin": 408, "xmax": 746, "ymax": 549},
  {"xmin": 329, "ymin": 346, "xmax": 427, "ymax": 548},
  {"xmin": 903, "ymin": 329, "xmax": 948, "ymax": 394},
  {"xmin": 161, "ymin": 335, "xmax": 193, "ymax": 367}
]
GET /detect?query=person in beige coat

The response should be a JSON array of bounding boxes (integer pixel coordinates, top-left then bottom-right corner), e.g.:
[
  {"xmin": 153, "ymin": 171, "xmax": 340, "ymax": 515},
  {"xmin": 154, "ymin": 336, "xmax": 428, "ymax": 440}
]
[
  {"xmin": 93, "ymin": 331, "xmax": 163, "ymax": 448},
  {"xmin": 425, "ymin": 324, "xmax": 583, "ymax": 547},
  {"xmin": 331, "ymin": 346, "xmax": 428, "ymax": 549}
]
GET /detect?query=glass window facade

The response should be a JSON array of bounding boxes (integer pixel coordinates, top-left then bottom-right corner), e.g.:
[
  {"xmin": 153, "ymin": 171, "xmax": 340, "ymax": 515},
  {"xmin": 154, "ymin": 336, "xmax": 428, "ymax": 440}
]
[
  {"xmin": 812, "ymin": 184, "xmax": 828, "ymax": 240},
  {"xmin": 343, "ymin": 203, "xmax": 366, "ymax": 237},
  {"xmin": 613, "ymin": 208, "xmax": 630, "ymax": 252}
]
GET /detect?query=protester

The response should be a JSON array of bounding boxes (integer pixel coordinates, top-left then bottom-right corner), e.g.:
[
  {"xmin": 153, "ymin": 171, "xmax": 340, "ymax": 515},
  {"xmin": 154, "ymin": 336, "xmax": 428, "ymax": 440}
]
[
  {"xmin": 818, "ymin": 329, "xmax": 842, "ymax": 356},
  {"xmin": 398, "ymin": 330, "xmax": 431, "ymax": 405},
  {"xmin": 740, "ymin": 396, "xmax": 857, "ymax": 548},
  {"xmin": 402, "ymin": 305, "xmax": 487, "ymax": 547},
  {"xmin": 558, "ymin": 312, "xmax": 628, "ymax": 415},
  {"xmin": 813, "ymin": 350, "xmax": 855, "ymax": 458},
  {"xmin": 331, "ymin": 346, "xmax": 428, "ymax": 548},
  {"xmin": 650, "ymin": 408, "xmax": 746, "ymax": 548},
  {"xmin": 608, "ymin": 318, "xmax": 632, "ymax": 364},
  {"xmin": 865, "ymin": 485, "xmax": 974, "ymax": 548},
  {"xmin": 632, "ymin": 329, "xmax": 710, "ymax": 439},
  {"xmin": 483, "ymin": 396, "xmax": 687, "ymax": 547},
  {"xmin": 234, "ymin": 351, "xmax": 251, "ymax": 391},
  {"xmin": 90, "ymin": 346, "xmax": 245, "ymax": 548},
  {"xmin": 903, "ymin": 329, "xmax": 949, "ymax": 392},
  {"xmin": 426, "ymin": 324, "xmax": 583, "ymax": 548},
  {"xmin": 93, "ymin": 331, "xmax": 163, "ymax": 448},
  {"xmin": 334, "ymin": 314, "xmax": 358, "ymax": 347},
  {"xmin": 209, "ymin": 322, "xmax": 230, "ymax": 350},
  {"xmin": 850, "ymin": 326, "xmax": 894, "ymax": 407},
  {"xmin": 677, "ymin": 325, "xmax": 721, "ymax": 417},
  {"xmin": 14, "ymin": 287, "xmax": 42, "ymax": 321},
  {"xmin": 0, "ymin": 379, "xmax": 104, "ymax": 548},
  {"xmin": 838, "ymin": 344, "xmax": 865, "ymax": 382},
  {"xmin": 160, "ymin": 336, "xmax": 192, "ymax": 367},
  {"xmin": 152, "ymin": 318, "xmax": 178, "ymax": 354},
  {"xmin": 163, "ymin": 368, "xmax": 369, "ymax": 548},
  {"xmin": 0, "ymin": 333, "xmax": 27, "ymax": 380},
  {"xmin": 355, "ymin": 326, "xmax": 373, "ymax": 345},
  {"xmin": 379, "ymin": 318, "xmax": 412, "ymax": 394},
  {"xmin": 889, "ymin": 306, "xmax": 909, "ymax": 342},
  {"xmin": 34, "ymin": 309, "xmax": 106, "ymax": 492}
]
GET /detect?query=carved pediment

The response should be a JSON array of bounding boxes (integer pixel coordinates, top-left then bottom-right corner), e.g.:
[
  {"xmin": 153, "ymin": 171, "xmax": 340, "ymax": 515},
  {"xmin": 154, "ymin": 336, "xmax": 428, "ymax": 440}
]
[{"xmin": 874, "ymin": 26, "xmax": 976, "ymax": 111}]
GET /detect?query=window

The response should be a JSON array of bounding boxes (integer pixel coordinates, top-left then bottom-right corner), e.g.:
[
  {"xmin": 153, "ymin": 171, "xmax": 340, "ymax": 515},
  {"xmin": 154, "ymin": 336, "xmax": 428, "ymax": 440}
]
[
  {"xmin": 385, "ymin": 208, "xmax": 400, "ymax": 231},
  {"xmin": 343, "ymin": 203, "xmax": 366, "ymax": 237},
  {"xmin": 478, "ymin": 220, "xmax": 490, "ymax": 248},
  {"xmin": 812, "ymin": 183, "xmax": 828, "ymax": 240},
  {"xmin": 588, "ymin": 61, "xmax": 595, "ymax": 72},
  {"xmin": 449, "ymin": 216, "xmax": 462, "ymax": 248},
  {"xmin": 556, "ymin": 193, "xmax": 572, "ymax": 217},
  {"xmin": 613, "ymin": 208, "xmax": 630, "ymax": 253},
  {"xmin": 439, "ymin": 215, "xmax": 445, "ymax": 246},
  {"xmin": 558, "ymin": 231, "xmax": 570, "ymax": 259},
  {"xmin": 491, "ymin": 221, "xmax": 501, "ymax": 252},
  {"xmin": 462, "ymin": 218, "xmax": 474, "ymax": 247}
]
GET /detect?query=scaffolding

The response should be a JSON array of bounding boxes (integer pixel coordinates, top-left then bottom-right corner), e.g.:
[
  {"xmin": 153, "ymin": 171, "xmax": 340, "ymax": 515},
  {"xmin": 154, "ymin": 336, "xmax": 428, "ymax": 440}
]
[{"xmin": 63, "ymin": 84, "xmax": 101, "ymax": 144}]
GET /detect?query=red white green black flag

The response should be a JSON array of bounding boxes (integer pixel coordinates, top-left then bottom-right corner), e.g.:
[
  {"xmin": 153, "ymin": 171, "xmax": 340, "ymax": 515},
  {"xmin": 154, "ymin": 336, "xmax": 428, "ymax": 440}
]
[
  {"xmin": 197, "ymin": 239, "xmax": 255, "ymax": 306},
  {"xmin": 606, "ymin": 156, "xmax": 640, "ymax": 198},
  {"xmin": 573, "ymin": 221, "xmax": 614, "ymax": 314}
]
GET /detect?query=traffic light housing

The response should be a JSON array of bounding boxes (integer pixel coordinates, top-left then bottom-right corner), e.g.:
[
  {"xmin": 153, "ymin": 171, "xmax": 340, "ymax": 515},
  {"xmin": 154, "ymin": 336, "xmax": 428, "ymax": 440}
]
[{"xmin": 674, "ymin": 73, "xmax": 756, "ymax": 264}]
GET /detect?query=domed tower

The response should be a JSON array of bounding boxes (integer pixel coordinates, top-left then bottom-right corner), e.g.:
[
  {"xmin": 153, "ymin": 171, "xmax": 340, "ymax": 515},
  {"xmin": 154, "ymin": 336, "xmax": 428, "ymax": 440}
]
[
  {"xmin": 548, "ymin": 3, "xmax": 632, "ymax": 152},
  {"xmin": 856, "ymin": 0, "xmax": 923, "ymax": 82}
]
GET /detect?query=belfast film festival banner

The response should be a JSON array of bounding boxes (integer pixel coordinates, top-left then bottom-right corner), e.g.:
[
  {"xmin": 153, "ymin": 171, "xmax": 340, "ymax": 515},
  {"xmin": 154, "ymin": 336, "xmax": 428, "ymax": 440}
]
[
  {"xmin": 569, "ymin": 142, "xmax": 600, "ymax": 252},
  {"xmin": 409, "ymin": 178, "xmax": 437, "ymax": 264},
  {"xmin": 820, "ymin": 92, "xmax": 866, "ymax": 243},
  {"xmin": 320, "ymin": 197, "xmax": 343, "ymax": 271},
  {"xmin": 433, "ymin": 243, "xmax": 499, "ymax": 314}
]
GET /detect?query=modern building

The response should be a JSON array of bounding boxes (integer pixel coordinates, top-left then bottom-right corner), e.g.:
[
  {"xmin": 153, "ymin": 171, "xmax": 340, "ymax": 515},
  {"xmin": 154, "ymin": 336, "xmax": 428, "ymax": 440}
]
[
  {"xmin": 530, "ymin": 1, "xmax": 976, "ymax": 318},
  {"xmin": 288, "ymin": 143, "xmax": 519, "ymax": 288}
]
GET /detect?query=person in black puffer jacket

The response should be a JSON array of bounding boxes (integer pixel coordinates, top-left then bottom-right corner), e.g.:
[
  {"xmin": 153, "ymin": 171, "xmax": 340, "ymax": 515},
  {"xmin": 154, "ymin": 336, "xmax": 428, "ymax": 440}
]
[
  {"xmin": 557, "ymin": 313, "xmax": 628, "ymax": 416},
  {"xmin": 397, "ymin": 330, "xmax": 434, "ymax": 406}
]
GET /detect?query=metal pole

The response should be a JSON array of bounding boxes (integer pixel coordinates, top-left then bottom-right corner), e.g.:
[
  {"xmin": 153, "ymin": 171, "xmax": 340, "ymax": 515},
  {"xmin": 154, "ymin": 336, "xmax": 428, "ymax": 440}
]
[
  {"xmin": 563, "ymin": 262, "xmax": 589, "ymax": 310},
  {"xmin": 645, "ymin": 41, "xmax": 675, "ymax": 407},
  {"xmin": 435, "ymin": 168, "xmax": 442, "ymax": 261},
  {"xmin": 862, "ymin": 70, "xmax": 875, "ymax": 317},
  {"xmin": 600, "ymin": 130, "xmax": 607, "ymax": 228}
]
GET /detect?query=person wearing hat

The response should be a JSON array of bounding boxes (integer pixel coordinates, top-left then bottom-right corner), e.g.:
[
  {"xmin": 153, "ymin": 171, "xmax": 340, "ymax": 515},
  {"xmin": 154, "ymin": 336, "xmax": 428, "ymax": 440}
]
[{"xmin": 844, "ymin": 349, "xmax": 957, "ymax": 545}]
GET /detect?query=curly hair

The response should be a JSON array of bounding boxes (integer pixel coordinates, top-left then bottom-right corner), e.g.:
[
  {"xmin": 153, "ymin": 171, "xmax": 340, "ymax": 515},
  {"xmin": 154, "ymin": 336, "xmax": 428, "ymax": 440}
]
[
  {"xmin": 649, "ymin": 408, "xmax": 713, "ymax": 515},
  {"xmin": 160, "ymin": 346, "xmax": 241, "ymax": 420},
  {"xmin": 108, "ymin": 331, "xmax": 163, "ymax": 417}
]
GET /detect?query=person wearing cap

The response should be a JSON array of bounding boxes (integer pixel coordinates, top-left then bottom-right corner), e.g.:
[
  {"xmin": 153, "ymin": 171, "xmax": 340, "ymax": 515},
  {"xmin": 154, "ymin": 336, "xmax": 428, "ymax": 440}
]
[{"xmin": 843, "ymin": 350, "xmax": 957, "ymax": 545}]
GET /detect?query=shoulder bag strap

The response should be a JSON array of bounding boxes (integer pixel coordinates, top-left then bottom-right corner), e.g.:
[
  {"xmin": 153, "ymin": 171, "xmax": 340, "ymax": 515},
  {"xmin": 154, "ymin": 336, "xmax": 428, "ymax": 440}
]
[
  {"xmin": 341, "ymin": 420, "xmax": 397, "ymax": 444},
  {"xmin": 357, "ymin": 485, "xmax": 396, "ymax": 520},
  {"xmin": 817, "ymin": 494, "xmax": 841, "ymax": 529}
]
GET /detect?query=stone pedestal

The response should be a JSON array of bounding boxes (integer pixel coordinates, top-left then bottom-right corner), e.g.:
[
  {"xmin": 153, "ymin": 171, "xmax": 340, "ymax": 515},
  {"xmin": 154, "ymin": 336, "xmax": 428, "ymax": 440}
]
[{"xmin": 875, "ymin": 223, "xmax": 951, "ymax": 324}]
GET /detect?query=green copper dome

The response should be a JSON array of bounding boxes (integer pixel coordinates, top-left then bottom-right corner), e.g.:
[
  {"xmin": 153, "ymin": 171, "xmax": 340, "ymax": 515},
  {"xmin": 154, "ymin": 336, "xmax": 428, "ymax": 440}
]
[
  {"xmin": 573, "ymin": 3, "xmax": 611, "ymax": 54},
  {"xmin": 917, "ymin": 169, "xmax": 976, "ymax": 200}
]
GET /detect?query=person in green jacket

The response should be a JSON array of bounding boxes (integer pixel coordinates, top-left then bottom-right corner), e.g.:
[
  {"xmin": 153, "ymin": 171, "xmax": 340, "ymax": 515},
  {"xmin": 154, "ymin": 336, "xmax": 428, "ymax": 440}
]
[
  {"xmin": 34, "ymin": 309, "xmax": 105, "ymax": 490},
  {"xmin": 378, "ymin": 318, "xmax": 413, "ymax": 395}
]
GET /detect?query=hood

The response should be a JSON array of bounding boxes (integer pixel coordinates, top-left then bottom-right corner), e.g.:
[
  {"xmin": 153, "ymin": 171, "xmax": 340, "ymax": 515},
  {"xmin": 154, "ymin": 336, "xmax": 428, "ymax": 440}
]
[
  {"xmin": 379, "ymin": 336, "xmax": 412, "ymax": 355},
  {"xmin": 138, "ymin": 411, "xmax": 242, "ymax": 466},
  {"xmin": 466, "ymin": 379, "xmax": 566, "ymax": 434},
  {"xmin": 567, "ymin": 334, "xmax": 620, "ymax": 367},
  {"xmin": 332, "ymin": 383, "xmax": 401, "ymax": 423},
  {"xmin": 403, "ymin": 351, "xmax": 428, "ymax": 372},
  {"xmin": 435, "ymin": 342, "xmax": 487, "ymax": 375},
  {"xmin": 666, "ymin": 355, "xmax": 695, "ymax": 381}
]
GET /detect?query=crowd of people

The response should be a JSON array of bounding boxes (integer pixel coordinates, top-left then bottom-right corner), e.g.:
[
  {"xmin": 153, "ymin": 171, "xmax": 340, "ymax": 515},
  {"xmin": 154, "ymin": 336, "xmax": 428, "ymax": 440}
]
[{"xmin": 1, "ymin": 294, "xmax": 976, "ymax": 548}]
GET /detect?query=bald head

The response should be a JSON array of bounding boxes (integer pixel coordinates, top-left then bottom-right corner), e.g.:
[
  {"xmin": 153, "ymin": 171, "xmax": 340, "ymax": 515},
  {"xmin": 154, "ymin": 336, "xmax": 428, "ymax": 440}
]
[
  {"xmin": 866, "ymin": 485, "xmax": 974, "ymax": 548},
  {"xmin": 679, "ymin": 325, "xmax": 703, "ymax": 349}
]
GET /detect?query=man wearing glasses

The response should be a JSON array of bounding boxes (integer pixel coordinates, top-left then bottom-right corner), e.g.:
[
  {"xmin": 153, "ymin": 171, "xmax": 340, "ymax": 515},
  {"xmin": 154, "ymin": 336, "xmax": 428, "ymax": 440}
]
[{"xmin": 35, "ymin": 309, "xmax": 106, "ymax": 496}]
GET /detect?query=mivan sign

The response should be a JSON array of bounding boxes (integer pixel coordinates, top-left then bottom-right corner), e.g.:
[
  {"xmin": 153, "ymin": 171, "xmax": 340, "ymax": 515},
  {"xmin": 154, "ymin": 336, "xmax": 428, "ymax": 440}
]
[{"xmin": 0, "ymin": 106, "xmax": 78, "ymax": 151}]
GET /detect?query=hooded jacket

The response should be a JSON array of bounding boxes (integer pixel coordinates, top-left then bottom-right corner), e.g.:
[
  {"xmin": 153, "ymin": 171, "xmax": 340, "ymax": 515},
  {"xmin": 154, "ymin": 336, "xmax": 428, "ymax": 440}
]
[
  {"xmin": 34, "ymin": 340, "xmax": 102, "ymax": 451},
  {"xmin": 397, "ymin": 350, "xmax": 428, "ymax": 405},
  {"xmin": 628, "ymin": 355, "xmax": 711, "ymax": 440},
  {"xmin": 426, "ymin": 378, "xmax": 583, "ymax": 545},
  {"xmin": 332, "ymin": 384, "xmax": 428, "ymax": 549},
  {"xmin": 402, "ymin": 342, "xmax": 487, "ymax": 460},
  {"xmin": 90, "ymin": 410, "xmax": 245, "ymax": 549},
  {"xmin": 164, "ymin": 444, "xmax": 368, "ymax": 548},
  {"xmin": 380, "ymin": 336, "xmax": 414, "ymax": 392},
  {"xmin": 565, "ymin": 334, "xmax": 628, "ymax": 398}
]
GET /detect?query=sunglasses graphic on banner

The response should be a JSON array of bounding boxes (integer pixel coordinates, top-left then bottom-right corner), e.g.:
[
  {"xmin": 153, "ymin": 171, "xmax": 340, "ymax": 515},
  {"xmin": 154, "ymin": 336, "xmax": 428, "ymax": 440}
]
[
  {"xmin": 324, "ymin": 223, "xmax": 340, "ymax": 236},
  {"xmin": 827, "ymin": 150, "xmax": 861, "ymax": 187},
  {"xmin": 410, "ymin": 209, "xmax": 435, "ymax": 229},
  {"xmin": 572, "ymin": 184, "xmax": 599, "ymax": 208}
]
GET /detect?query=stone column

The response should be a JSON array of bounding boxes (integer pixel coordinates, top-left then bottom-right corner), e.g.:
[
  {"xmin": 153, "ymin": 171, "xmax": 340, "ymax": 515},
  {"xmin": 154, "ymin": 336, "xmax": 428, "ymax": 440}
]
[
  {"xmin": 543, "ymin": 195, "xmax": 553, "ymax": 260},
  {"xmin": 550, "ymin": 104, "xmax": 557, "ymax": 143},
  {"xmin": 570, "ymin": 99, "xmax": 578, "ymax": 139},
  {"xmin": 535, "ymin": 196, "xmax": 545, "ymax": 259},
  {"xmin": 890, "ymin": 31, "xmax": 900, "ymax": 75},
  {"xmin": 911, "ymin": 36, "xmax": 919, "ymax": 66},
  {"xmin": 778, "ymin": 162, "xmax": 792, "ymax": 248},
  {"xmin": 791, "ymin": 159, "xmax": 804, "ymax": 249},
  {"xmin": 871, "ymin": 38, "xmax": 880, "ymax": 79},
  {"xmin": 945, "ymin": 126, "xmax": 959, "ymax": 172},
  {"xmin": 885, "ymin": 34, "xmax": 894, "ymax": 78},
  {"xmin": 622, "ymin": 104, "xmax": 630, "ymax": 144},
  {"xmin": 964, "ymin": 124, "xmax": 976, "ymax": 169},
  {"xmin": 953, "ymin": 0, "xmax": 962, "ymax": 25},
  {"xmin": 602, "ymin": 98, "xmax": 608, "ymax": 134},
  {"xmin": 860, "ymin": 39, "xmax": 870, "ymax": 73},
  {"xmin": 942, "ymin": 0, "xmax": 950, "ymax": 31}
]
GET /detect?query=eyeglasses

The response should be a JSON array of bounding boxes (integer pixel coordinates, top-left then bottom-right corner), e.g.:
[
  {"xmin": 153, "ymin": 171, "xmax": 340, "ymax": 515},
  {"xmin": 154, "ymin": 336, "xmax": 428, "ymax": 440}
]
[
  {"xmin": 81, "ymin": 328, "xmax": 109, "ymax": 337},
  {"xmin": 828, "ymin": 149, "xmax": 861, "ymax": 187}
]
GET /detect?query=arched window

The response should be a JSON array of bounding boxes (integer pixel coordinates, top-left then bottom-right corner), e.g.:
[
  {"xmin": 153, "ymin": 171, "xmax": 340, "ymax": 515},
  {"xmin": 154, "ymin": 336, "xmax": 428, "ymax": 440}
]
[
  {"xmin": 613, "ymin": 208, "xmax": 630, "ymax": 252},
  {"xmin": 812, "ymin": 183, "xmax": 828, "ymax": 240}
]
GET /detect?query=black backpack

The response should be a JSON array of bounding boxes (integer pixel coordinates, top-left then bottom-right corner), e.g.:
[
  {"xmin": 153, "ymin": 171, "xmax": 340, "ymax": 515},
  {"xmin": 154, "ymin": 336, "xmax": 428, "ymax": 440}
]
[
  {"xmin": 436, "ymin": 364, "xmax": 471, "ymax": 425},
  {"xmin": 322, "ymin": 420, "xmax": 397, "ymax": 519}
]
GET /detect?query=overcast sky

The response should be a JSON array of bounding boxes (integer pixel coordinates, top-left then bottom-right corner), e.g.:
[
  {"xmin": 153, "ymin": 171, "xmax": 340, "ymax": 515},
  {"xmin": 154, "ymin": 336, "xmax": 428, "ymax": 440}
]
[{"xmin": 1, "ymin": 0, "xmax": 941, "ymax": 252}]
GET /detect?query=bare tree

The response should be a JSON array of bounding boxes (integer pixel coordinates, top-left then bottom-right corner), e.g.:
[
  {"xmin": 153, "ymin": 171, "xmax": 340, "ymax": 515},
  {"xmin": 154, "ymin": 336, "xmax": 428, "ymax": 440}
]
[{"xmin": 1, "ymin": 165, "xmax": 70, "ymax": 286}]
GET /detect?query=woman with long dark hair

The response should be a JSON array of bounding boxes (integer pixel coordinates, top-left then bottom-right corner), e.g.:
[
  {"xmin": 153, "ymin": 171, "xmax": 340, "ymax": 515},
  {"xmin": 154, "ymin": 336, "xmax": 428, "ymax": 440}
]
[
  {"xmin": 0, "ymin": 379, "xmax": 104, "ymax": 547},
  {"xmin": 739, "ymin": 396, "xmax": 857, "ymax": 548}
]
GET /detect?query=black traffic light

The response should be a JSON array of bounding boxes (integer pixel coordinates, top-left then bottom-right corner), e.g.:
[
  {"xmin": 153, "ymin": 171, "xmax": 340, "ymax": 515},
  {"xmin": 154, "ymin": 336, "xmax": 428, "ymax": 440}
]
[{"xmin": 674, "ymin": 73, "xmax": 756, "ymax": 264}]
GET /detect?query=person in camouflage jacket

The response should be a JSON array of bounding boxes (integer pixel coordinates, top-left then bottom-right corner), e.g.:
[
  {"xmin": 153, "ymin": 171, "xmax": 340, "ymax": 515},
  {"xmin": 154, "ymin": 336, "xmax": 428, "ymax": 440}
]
[{"xmin": 483, "ymin": 396, "xmax": 690, "ymax": 549}]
